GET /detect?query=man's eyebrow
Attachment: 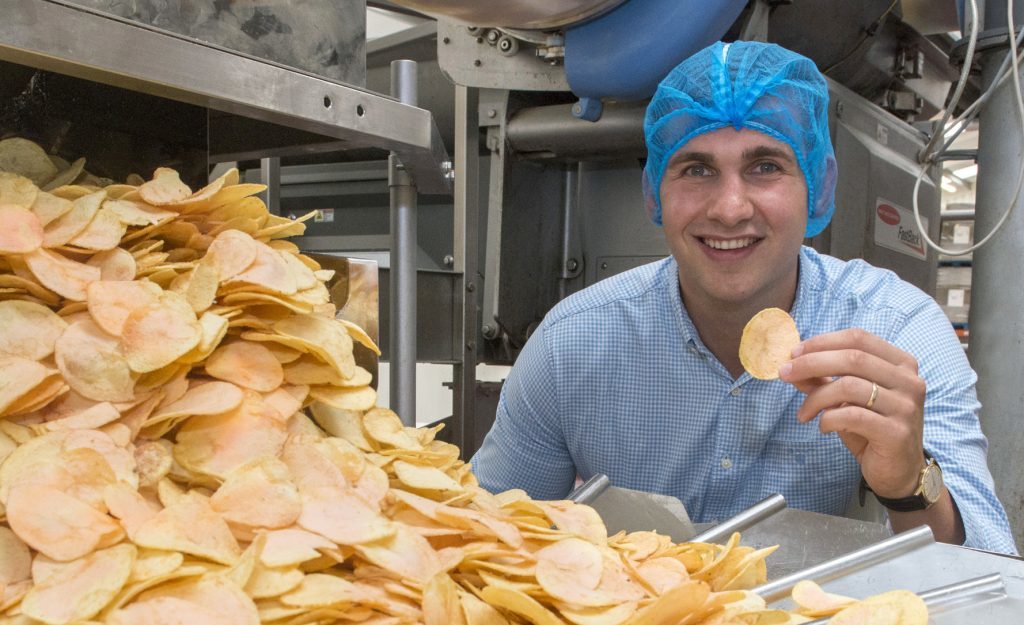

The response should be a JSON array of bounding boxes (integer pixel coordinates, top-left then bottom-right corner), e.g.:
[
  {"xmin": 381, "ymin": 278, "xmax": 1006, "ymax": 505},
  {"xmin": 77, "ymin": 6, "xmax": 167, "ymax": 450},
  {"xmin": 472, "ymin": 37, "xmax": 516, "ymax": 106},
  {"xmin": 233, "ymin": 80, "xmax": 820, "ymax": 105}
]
[
  {"xmin": 744, "ymin": 145, "xmax": 795, "ymax": 162},
  {"xmin": 667, "ymin": 151, "xmax": 715, "ymax": 167}
]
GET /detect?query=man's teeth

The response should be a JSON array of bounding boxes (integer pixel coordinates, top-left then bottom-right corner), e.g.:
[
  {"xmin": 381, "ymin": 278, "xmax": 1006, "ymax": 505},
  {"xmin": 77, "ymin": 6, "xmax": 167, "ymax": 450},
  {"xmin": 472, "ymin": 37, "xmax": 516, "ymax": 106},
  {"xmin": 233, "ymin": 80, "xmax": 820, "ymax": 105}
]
[{"xmin": 703, "ymin": 237, "xmax": 757, "ymax": 250}]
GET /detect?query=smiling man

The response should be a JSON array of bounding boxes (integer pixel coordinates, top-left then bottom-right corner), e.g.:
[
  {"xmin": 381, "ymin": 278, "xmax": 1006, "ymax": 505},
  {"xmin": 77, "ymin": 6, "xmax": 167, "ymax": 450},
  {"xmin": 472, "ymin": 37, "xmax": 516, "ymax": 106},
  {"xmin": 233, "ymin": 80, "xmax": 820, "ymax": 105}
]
[{"xmin": 471, "ymin": 41, "xmax": 1016, "ymax": 554}]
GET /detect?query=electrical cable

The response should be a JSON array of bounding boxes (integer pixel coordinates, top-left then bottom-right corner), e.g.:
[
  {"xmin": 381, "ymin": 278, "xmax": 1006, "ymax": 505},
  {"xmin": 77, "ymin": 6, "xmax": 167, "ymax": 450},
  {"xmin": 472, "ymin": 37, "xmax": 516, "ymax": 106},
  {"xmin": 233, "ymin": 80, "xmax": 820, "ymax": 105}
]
[
  {"xmin": 938, "ymin": 25, "xmax": 1024, "ymax": 154},
  {"xmin": 919, "ymin": 0, "xmax": 980, "ymax": 160},
  {"xmin": 912, "ymin": 0, "xmax": 1024, "ymax": 256}
]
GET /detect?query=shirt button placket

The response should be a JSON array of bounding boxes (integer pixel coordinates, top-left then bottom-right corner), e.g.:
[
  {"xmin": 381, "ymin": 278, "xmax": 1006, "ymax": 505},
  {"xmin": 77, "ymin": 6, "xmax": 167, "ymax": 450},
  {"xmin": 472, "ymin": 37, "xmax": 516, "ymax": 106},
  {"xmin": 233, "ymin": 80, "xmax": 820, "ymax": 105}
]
[{"xmin": 721, "ymin": 386, "xmax": 740, "ymax": 476}]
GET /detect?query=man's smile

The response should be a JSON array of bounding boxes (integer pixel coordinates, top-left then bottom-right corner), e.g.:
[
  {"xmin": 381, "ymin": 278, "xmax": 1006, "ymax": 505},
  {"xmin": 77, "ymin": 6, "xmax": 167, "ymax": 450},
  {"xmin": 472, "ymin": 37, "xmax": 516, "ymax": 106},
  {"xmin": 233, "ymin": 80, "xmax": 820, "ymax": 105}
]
[{"xmin": 698, "ymin": 236, "xmax": 763, "ymax": 251}]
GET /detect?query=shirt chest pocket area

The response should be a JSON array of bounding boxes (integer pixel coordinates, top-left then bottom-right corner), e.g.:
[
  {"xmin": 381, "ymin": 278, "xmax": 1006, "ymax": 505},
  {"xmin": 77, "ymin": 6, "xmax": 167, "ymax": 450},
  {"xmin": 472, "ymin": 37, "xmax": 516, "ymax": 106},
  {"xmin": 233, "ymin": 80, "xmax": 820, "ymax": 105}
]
[
  {"xmin": 762, "ymin": 435, "xmax": 844, "ymax": 471},
  {"xmin": 758, "ymin": 430, "xmax": 855, "ymax": 508}
]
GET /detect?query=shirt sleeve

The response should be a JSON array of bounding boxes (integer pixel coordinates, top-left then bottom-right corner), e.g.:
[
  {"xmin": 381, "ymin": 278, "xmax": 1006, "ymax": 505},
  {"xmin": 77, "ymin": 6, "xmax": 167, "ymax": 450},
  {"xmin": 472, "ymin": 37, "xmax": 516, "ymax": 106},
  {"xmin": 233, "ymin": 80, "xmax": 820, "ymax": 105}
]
[
  {"xmin": 893, "ymin": 298, "xmax": 1018, "ymax": 555},
  {"xmin": 470, "ymin": 323, "xmax": 578, "ymax": 500}
]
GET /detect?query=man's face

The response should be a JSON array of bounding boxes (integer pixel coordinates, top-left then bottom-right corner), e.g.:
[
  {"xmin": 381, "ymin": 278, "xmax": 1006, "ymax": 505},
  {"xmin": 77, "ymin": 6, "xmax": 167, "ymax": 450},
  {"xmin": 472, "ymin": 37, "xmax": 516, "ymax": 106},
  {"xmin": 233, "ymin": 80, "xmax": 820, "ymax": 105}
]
[{"xmin": 659, "ymin": 127, "xmax": 808, "ymax": 309}]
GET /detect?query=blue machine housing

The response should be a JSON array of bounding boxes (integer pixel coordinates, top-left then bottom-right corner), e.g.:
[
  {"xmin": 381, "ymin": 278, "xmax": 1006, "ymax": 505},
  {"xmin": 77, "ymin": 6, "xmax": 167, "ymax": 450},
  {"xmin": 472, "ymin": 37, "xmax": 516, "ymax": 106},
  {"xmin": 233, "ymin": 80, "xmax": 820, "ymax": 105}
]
[{"xmin": 564, "ymin": 0, "xmax": 748, "ymax": 103}]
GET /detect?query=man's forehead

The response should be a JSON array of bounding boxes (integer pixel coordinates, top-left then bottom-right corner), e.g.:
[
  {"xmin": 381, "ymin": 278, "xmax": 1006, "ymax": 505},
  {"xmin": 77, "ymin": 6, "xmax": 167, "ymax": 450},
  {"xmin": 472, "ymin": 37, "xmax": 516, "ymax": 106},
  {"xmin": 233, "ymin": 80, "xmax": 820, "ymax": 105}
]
[{"xmin": 667, "ymin": 128, "xmax": 796, "ymax": 164}]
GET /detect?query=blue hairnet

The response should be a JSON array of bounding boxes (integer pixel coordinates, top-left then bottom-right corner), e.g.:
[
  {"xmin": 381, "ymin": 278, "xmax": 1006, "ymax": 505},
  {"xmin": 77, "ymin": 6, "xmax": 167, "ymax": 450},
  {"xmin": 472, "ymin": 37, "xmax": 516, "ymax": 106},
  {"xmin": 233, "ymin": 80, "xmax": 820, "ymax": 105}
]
[{"xmin": 642, "ymin": 41, "xmax": 837, "ymax": 238}]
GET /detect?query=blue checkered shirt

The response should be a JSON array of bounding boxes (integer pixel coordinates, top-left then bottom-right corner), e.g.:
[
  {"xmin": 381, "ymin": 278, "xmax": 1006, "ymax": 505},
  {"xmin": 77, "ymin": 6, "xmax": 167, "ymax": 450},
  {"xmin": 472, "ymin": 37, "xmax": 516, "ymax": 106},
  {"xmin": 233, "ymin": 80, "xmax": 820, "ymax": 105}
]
[{"xmin": 472, "ymin": 247, "xmax": 1017, "ymax": 554}]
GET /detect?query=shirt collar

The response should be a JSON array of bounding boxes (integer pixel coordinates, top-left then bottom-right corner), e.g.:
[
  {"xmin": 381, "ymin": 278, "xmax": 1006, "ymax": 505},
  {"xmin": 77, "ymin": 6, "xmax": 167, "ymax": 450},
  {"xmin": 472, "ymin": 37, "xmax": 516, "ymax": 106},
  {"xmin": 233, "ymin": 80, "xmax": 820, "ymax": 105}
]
[
  {"xmin": 664, "ymin": 256, "xmax": 701, "ymax": 349},
  {"xmin": 791, "ymin": 246, "xmax": 822, "ymax": 340}
]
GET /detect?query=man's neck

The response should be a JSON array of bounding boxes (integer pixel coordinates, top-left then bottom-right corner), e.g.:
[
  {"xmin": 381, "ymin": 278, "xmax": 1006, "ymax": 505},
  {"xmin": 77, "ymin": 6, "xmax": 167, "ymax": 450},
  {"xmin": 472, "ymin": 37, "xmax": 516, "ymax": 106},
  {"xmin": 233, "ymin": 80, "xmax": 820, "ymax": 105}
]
[{"xmin": 680, "ymin": 269, "xmax": 800, "ymax": 380}]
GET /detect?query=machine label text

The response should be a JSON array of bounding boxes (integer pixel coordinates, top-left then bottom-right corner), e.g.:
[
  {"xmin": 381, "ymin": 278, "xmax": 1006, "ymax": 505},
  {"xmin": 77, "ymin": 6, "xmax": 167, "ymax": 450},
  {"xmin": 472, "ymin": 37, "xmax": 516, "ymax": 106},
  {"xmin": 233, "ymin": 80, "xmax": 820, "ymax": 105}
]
[{"xmin": 874, "ymin": 199, "xmax": 927, "ymax": 260}]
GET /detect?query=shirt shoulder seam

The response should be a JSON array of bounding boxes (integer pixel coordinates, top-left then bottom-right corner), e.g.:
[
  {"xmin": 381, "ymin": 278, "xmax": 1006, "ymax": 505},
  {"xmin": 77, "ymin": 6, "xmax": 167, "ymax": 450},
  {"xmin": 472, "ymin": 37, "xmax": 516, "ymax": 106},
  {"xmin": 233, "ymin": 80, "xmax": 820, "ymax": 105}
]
[{"xmin": 544, "ymin": 267, "xmax": 668, "ymax": 330}]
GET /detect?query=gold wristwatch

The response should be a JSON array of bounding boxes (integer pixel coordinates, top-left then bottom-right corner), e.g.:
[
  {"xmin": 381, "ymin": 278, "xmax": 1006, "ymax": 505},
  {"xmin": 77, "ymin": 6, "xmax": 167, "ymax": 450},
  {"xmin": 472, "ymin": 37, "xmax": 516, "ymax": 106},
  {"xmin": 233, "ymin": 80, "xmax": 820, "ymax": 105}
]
[{"xmin": 871, "ymin": 452, "xmax": 943, "ymax": 512}]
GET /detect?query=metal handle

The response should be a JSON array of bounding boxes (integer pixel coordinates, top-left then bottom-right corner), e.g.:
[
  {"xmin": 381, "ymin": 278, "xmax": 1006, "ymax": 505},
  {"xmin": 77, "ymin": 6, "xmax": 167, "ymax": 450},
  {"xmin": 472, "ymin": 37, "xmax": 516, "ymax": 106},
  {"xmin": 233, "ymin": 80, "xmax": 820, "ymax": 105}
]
[
  {"xmin": 690, "ymin": 494, "xmax": 787, "ymax": 544},
  {"xmin": 568, "ymin": 474, "xmax": 611, "ymax": 505},
  {"xmin": 752, "ymin": 525, "xmax": 935, "ymax": 602},
  {"xmin": 799, "ymin": 573, "xmax": 1006, "ymax": 624}
]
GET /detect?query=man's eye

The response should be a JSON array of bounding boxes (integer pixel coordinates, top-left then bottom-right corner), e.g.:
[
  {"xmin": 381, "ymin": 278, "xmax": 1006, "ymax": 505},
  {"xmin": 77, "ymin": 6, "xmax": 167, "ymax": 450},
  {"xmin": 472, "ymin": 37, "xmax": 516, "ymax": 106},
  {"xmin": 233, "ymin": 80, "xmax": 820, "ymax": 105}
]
[
  {"xmin": 683, "ymin": 164, "xmax": 710, "ymax": 177},
  {"xmin": 755, "ymin": 162, "xmax": 780, "ymax": 174}
]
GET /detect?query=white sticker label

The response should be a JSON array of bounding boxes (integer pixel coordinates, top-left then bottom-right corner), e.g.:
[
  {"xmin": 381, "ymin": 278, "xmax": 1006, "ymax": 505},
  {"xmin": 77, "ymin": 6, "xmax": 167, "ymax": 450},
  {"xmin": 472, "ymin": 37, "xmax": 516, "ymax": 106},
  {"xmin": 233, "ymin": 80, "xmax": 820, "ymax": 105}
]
[
  {"xmin": 947, "ymin": 288, "xmax": 965, "ymax": 308},
  {"xmin": 953, "ymin": 223, "xmax": 970, "ymax": 245},
  {"xmin": 874, "ymin": 198, "xmax": 928, "ymax": 260}
]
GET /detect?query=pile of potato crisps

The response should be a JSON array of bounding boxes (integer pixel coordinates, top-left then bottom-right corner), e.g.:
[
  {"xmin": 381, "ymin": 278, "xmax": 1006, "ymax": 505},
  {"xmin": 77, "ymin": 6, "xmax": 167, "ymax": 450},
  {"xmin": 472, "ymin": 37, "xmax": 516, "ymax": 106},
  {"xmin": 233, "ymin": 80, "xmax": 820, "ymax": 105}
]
[{"xmin": 0, "ymin": 137, "xmax": 927, "ymax": 625}]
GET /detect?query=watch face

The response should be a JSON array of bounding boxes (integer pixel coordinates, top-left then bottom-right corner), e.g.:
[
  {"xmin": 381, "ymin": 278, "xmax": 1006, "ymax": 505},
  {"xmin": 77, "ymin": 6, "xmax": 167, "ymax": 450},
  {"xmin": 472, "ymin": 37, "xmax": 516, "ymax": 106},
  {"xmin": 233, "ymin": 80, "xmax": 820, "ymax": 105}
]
[{"xmin": 922, "ymin": 463, "xmax": 943, "ymax": 503}]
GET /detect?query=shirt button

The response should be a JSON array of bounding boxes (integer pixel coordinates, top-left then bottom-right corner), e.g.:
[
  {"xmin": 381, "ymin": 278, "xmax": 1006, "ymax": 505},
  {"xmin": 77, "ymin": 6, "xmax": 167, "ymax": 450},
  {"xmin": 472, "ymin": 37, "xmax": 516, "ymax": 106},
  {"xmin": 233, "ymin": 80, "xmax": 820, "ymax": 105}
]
[
  {"xmin": 688, "ymin": 345, "xmax": 699, "ymax": 354},
  {"xmin": 730, "ymin": 387, "xmax": 741, "ymax": 396},
  {"xmin": 721, "ymin": 457, "xmax": 733, "ymax": 469}
]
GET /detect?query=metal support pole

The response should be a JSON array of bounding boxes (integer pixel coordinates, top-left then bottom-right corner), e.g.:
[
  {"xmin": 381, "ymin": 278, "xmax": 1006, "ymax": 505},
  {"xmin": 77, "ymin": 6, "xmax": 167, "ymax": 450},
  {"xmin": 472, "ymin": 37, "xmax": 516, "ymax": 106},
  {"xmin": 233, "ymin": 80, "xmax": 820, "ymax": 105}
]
[
  {"xmin": 480, "ymin": 90, "xmax": 510, "ymax": 342},
  {"xmin": 259, "ymin": 156, "xmax": 281, "ymax": 215},
  {"xmin": 969, "ymin": 2, "xmax": 1024, "ymax": 551},
  {"xmin": 452, "ymin": 85, "xmax": 481, "ymax": 457},
  {"xmin": 389, "ymin": 59, "xmax": 418, "ymax": 426},
  {"xmin": 559, "ymin": 164, "xmax": 582, "ymax": 301}
]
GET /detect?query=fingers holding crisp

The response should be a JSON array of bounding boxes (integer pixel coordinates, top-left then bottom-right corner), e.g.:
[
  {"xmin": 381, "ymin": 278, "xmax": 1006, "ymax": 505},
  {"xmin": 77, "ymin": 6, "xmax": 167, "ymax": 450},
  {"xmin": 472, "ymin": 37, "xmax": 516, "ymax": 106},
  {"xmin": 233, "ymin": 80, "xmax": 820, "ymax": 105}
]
[
  {"xmin": 793, "ymin": 328, "xmax": 918, "ymax": 371},
  {"xmin": 817, "ymin": 404, "xmax": 897, "ymax": 443},
  {"xmin": 780, "ymin": 347, "xmax": 906, "ymax": 391},
  {"xmin": 795, "ymin": 376, "xmax": 883, "ymax": 423},
  {"xmin": 786, "ymin": 375, "xmax": 833, "ymax": 396}
]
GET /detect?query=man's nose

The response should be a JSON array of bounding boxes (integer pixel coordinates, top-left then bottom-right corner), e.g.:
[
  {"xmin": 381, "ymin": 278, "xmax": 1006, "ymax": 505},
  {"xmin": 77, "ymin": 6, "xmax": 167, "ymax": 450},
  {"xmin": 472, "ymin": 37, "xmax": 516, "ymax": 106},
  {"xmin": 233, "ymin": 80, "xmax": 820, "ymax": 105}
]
[{"xmin": 706, "ymin": 173, "xmax": 754, "ymax": 226}]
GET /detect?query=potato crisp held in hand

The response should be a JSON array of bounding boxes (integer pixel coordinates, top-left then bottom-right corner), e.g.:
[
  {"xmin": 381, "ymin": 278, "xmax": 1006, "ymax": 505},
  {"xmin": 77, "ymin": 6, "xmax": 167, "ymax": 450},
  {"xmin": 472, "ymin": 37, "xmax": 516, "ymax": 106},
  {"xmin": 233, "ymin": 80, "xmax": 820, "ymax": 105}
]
[{"xmin": 739, "ymin": 307, "xmax": 801, "ymax": 380}]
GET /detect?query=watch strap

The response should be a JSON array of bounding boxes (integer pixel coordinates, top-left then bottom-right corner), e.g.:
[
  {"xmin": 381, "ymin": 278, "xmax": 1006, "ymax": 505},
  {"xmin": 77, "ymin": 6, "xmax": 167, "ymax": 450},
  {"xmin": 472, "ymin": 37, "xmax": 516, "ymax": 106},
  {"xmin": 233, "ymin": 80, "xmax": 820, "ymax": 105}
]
[{"xmin": 872, "ymin": 489, "xmax": 930, "ymax": 512}]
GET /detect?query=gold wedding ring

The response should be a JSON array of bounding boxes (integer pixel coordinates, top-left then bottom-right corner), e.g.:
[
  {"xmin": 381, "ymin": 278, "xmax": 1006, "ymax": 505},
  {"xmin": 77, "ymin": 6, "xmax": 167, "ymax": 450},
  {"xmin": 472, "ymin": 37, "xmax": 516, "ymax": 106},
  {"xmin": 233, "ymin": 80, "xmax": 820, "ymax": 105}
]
[{"xmin": 866, "ymin": 381, "xmax": 879, "ymax": 410}]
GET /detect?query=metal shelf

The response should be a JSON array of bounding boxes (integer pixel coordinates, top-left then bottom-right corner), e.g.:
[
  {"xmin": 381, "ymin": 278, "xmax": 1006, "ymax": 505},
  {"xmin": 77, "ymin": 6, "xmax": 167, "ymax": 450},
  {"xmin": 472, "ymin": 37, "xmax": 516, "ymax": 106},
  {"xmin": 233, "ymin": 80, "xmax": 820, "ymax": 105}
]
[{"xmin": 0, "ymin": 0, "xmax": 451, "ymax": 194}]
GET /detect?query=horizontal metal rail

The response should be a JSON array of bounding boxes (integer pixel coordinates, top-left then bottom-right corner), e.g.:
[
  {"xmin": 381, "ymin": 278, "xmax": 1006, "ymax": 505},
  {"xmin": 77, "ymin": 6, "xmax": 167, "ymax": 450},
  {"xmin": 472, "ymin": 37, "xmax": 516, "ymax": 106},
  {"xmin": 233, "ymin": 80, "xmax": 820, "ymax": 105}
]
[
  {"xmin": 752, "ymin": 525, "xmax": 935, "ymax": 602},
  {"xmin": 690, "ymin": 494, "xmax": 787, "ymax": 545},
  {"xmin": 801, "ymin": 573, "xmax": 1006, "ymax": 624}
]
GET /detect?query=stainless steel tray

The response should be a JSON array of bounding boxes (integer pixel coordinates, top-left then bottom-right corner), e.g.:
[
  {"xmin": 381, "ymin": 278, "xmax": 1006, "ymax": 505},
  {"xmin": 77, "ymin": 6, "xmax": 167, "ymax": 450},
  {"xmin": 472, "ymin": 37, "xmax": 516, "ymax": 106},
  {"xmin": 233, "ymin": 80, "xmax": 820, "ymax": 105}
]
[{"xmin": 592, "ymin": 484, "xmax": 1024, "ymax": 622}]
